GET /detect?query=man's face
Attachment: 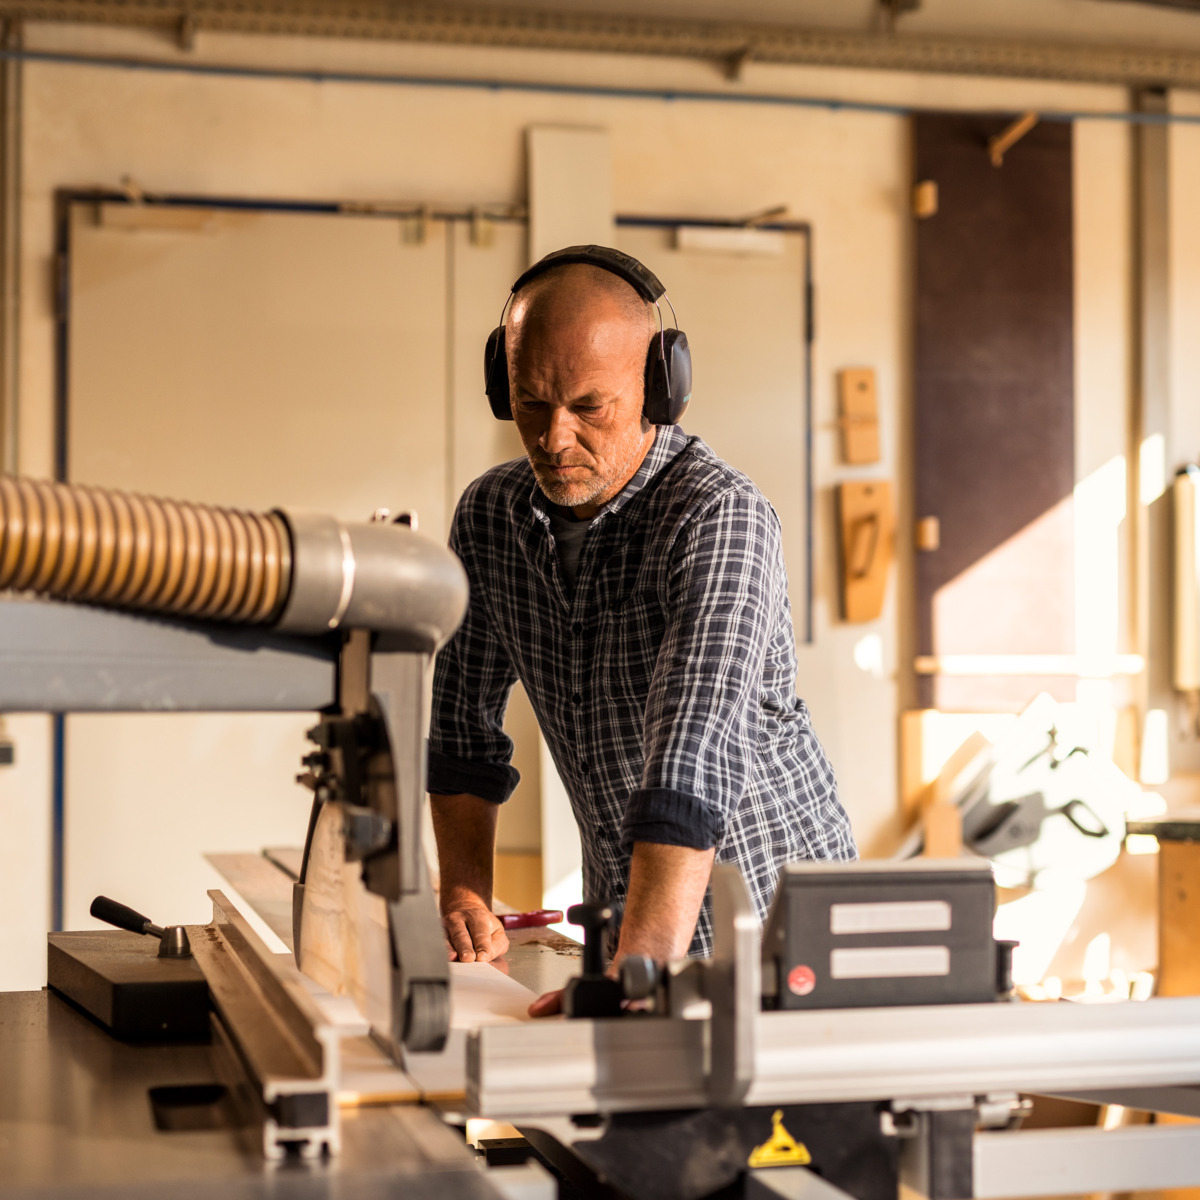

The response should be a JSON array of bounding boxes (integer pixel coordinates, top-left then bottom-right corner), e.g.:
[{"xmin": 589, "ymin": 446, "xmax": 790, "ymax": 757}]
[{"xmin": 509, "ymin": 294, "xmax": 656, "ymax": 518}]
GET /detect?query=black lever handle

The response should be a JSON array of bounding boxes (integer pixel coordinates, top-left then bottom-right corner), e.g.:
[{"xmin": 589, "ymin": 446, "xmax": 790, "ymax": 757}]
[
  {"xmin": 91, "ymin": 895, "xmax": 162, "ymax": 938},
  {"xmin": 90, "ymin": 895, "xmax": 192, "ymax": 958}
]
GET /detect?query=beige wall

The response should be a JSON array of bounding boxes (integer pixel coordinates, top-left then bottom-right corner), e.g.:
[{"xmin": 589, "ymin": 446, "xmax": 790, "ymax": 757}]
[{"xmin": 0, "ymin": 18, "xmax": 1170, "ymax": 983}]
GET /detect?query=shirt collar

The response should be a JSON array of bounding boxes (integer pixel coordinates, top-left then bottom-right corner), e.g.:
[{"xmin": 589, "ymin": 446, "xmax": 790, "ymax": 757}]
[{"xmin": 528, "ymin": 424, "xmax": 690, "ymax": 524}]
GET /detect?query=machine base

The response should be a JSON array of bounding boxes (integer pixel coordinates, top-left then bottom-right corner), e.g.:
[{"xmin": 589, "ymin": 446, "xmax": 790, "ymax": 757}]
[{"xmin": 519, "ymin": 1102, "xmax": 897, "ymax": 1200}]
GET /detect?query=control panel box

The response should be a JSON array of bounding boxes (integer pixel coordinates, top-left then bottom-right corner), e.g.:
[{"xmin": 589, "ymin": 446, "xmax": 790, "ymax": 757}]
[{"xmin": 761, "ymin": 859, "xmax": 1005, "ymax": 1009}]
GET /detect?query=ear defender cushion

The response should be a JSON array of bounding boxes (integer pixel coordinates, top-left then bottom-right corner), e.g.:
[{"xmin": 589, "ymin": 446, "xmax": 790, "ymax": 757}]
[
  {"xmin": 643, "ymin": 329, "xmax": 692, "ymax": 426},
  {"xmin": 484, "ymin": 326, "xmax": 513, "ymax": 420}
]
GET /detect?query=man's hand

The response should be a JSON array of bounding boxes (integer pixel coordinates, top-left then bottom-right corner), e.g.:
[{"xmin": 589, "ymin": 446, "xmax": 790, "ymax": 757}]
[
  {"xmin": 527, "ymin": 987, "xmax": 564, "ymax": 1017},
  {"xmin": 443, "ymin": 903, "xmax": 510, "ymax": 963}
]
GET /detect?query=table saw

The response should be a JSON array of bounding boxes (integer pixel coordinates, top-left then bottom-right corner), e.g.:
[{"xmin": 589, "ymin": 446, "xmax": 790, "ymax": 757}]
[{"xmin": 3, "ymin": 474, "xmax": 1200, "ymax": 1200}]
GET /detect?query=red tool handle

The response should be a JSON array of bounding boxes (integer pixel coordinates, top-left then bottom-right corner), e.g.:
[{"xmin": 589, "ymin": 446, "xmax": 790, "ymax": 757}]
[{"xmin": 498, "ymin": 909, "xmax": 564, "ymax": 930}]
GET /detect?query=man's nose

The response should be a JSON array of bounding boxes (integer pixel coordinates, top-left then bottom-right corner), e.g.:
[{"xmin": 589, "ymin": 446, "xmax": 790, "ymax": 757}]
[{"xmin": 540, "ymin": 407, "xmax": 577, "ymax": 454}]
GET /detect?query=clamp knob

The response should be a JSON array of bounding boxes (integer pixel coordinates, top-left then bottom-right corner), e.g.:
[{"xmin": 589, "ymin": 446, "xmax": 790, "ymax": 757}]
[{"xmin": 619, "ymin": 954, "xmax": 661, "ymax": 1001}]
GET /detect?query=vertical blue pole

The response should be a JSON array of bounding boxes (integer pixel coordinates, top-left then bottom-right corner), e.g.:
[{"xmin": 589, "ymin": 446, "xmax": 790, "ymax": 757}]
[{"xmin": 51, "ymin": 713, "xmax": 65, "ymax": 931}]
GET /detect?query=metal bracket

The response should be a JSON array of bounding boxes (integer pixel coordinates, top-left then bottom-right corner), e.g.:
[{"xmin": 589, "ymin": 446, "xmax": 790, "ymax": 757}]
[
  {"xmin": 371, "ymin": 648, "xmax": 450, "ymax": 1052},
  {"xmin": 708, "ymin": 863, "xmax": 760, "ymax": 1107},
  {"xmin": 989, "ymin": 112, "xmax": 1038, "ymax": 167}
]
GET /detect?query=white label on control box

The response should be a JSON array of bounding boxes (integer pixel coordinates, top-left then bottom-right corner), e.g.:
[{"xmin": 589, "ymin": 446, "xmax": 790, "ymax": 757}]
[
  {"xmin": 830, "ymin": 945, "xmax": 950, "ymax": 979},
  {"xmin": 830, "ymin": 900, "xmax": 952, "ymax": 936}
]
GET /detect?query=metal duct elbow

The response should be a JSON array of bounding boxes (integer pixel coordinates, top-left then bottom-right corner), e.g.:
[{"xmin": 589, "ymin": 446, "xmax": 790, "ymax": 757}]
[
  {"xmin": 0, "ymin": 476, "xmax": 467, "ymax": 648},
  {"xmin": 273, "ymin": 511, "xmax": 467, "ymax": 651}
]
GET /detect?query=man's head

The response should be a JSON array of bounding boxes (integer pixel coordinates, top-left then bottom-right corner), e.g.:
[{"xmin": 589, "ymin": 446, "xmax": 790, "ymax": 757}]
[{"xmin": 506, "ymin": 263, "xmax": 658, "ymax": 518}]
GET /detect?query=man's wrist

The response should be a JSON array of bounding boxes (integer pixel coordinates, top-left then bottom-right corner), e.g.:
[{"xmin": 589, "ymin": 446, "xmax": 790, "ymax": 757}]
[{"xmin": 439, "ymin": 885, "xmax": 494, "ymax": 915}]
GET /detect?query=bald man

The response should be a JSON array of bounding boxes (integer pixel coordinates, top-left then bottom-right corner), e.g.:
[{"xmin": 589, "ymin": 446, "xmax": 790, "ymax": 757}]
[{"xmin": 428, "ymin": 250, "xmax": 855, "ymax": 1015}]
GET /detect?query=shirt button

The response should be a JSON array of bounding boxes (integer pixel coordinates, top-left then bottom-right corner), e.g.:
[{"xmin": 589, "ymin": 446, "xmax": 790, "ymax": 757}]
[
  {"xmin": 580, "ymin": 761, "xmax": 592, "ymax": 774},
  {"xmin": 572, "ymin": 621, "xmax": 584, "ymax": 635},
  {"xmin": 572, "ymin": 693, "xmax": 583, "ymax": 706}
]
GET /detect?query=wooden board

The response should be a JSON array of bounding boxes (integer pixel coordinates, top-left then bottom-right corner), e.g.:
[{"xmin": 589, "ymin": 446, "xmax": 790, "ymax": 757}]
[
  {"xmin": 206, "ymin": 852, "xmax": 295, "ymax": 951},
  {"xmin": 1160, "ymin": 838, "xmax": 1200, "ymax": 997}
]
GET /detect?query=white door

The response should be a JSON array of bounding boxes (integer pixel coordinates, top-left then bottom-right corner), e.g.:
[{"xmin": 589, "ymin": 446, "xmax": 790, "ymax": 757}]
[{"xmin": 64, "ymin": 202, "xmax": 448, "ymax": 929}]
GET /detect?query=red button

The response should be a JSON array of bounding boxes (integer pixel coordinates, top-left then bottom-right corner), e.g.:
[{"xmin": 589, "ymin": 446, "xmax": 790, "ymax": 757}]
[{"xmin": 787, "ymin": 964, "xmax": 816, "ymax": 996}]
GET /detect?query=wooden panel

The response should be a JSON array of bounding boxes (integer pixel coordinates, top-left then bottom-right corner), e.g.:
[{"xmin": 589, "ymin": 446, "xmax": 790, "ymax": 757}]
[
  {"xmin": 913, "ymin": 115, "xmax": 1075, "ymax": 711},
  {"xmin": 1157, "ymin": 836, "xmax": 1200, "ymax": 1199},
  {"xmin": 1160, "ymin": 840, "xmax": 1200, "ymax": 997}
]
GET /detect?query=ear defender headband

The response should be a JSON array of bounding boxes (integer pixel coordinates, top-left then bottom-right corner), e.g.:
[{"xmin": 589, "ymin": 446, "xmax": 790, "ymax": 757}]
[{"xmin": 483, "ymin": 244, "xmax": 692, "ymax": 426}]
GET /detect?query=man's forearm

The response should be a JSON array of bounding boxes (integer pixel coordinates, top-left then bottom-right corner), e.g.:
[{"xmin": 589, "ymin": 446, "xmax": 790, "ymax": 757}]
[
  {"xmin": 615, "ymin": 841, "xmax": 716, "ymax": 963},
  {"xmin": 430, "ymin": 792, "xmax": 499, "ymax": 908},
  {"xmin": 430, "ymin": 792, "xmax": 510, "ymax": 963}
]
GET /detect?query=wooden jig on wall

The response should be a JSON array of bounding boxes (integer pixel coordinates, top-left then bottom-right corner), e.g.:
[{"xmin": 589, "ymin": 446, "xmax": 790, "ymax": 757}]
[
  {"xmin": 837, "ymin": 367, "xmax": 880, "ymax": 464},
  {"xmin": 837, "ymin": 479, "xmax": 894, "ymax": 623}
]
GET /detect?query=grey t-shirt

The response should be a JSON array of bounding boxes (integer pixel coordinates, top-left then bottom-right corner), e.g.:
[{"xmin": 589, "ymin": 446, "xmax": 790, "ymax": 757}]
[{"xmin": 548, "ymin": 507, "xmax": 594, "ymax": 596}]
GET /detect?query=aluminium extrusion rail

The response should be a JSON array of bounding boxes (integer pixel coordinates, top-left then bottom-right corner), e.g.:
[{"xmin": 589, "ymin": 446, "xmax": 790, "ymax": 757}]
[
  {"xmin": 188, "ymin": 890, "xmax": 343, "ymax": 1159},
  {"xmin": 468, "ymin": 993, "xmax": 1200, "ymax": 1120}
]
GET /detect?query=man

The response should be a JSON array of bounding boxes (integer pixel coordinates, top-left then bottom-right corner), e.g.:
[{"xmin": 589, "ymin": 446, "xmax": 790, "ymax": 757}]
[{"xmin": 428, "ymin": 249, "xmax": 855, "ymax": 1013}]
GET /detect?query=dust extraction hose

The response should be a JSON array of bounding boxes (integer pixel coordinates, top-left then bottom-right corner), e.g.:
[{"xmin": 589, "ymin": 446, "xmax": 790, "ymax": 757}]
[
  {"xmin": 0, "ymin": 476, "xmax": 290, "ymax": 623},
  {"xmin": 0, "ymin": 476, "xmax": 468, "ymax": 649}
]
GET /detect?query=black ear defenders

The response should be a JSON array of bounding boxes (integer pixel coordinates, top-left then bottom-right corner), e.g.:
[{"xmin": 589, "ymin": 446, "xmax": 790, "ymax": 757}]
[{"xmin": 483, "ymin": 244, "xmax": 693, "ymax": 426}]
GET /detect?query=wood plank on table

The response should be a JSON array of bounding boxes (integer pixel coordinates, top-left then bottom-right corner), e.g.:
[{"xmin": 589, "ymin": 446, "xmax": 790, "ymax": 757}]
[
  {"xmin": 205, "ymin": 851, "xmax": 295, "ymax": 950},
  {"xmin": 263, "ymin": 845, "xmax": 303, "ymax": 879}
]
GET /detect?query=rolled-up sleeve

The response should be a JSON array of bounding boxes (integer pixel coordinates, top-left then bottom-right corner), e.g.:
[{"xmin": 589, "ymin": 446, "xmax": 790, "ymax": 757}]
[
  {"xmin": 428, "ymin": 504, "xmax": 521, "ymax": 804},
  {"xmin": 620, "ymin": 488, "xmax": 781, "ymax": 851}
]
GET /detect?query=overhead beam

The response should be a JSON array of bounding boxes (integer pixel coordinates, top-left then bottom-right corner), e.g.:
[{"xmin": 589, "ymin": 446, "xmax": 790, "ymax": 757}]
[{"xmin": 5, "ymin": 0, "xmax": 1200, "ymax": 89}]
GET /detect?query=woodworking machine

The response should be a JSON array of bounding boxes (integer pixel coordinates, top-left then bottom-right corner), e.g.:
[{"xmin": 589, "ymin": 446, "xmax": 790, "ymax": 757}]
[
  {"xmin": 0, "ymin": 475, "xmax": 508, "ymax": 1186},
  {"xmin": 3, "ymin": 474, "xmax": 1200, "ymax": 1200}
]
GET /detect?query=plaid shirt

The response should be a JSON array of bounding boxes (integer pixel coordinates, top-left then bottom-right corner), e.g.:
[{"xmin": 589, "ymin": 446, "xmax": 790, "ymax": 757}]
[{"xmin": 428, "ymin": 425, "xmax": 856, "ymax": 956}]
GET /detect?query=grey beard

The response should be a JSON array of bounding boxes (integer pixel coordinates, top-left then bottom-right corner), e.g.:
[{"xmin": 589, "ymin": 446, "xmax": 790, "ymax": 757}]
[
  {"xmin": 529, "ymin": 427, "xmax": 652, "ymax": 510},
  {"xmin": 532, "ymin": 469, "xmax": 608, "ymax": 509}
]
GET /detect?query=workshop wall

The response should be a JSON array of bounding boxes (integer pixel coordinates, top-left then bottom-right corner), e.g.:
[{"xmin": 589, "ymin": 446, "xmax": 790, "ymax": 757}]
[{"xmin": 0, "ymin": 18, "xmax": 1162, "ymax": 984}]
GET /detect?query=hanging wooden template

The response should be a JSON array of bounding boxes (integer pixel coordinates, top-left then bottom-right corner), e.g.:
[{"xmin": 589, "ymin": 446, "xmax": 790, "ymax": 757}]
[{"xmin": 837, "ymin": 479, "xmax": 894, "ymax": 623}]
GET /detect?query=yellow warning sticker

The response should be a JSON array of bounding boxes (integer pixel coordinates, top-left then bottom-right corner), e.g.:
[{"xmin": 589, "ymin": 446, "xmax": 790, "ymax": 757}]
[{"xmin": 747, "ymin": 1109, "xmax": 813, "ymax": 1169}]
